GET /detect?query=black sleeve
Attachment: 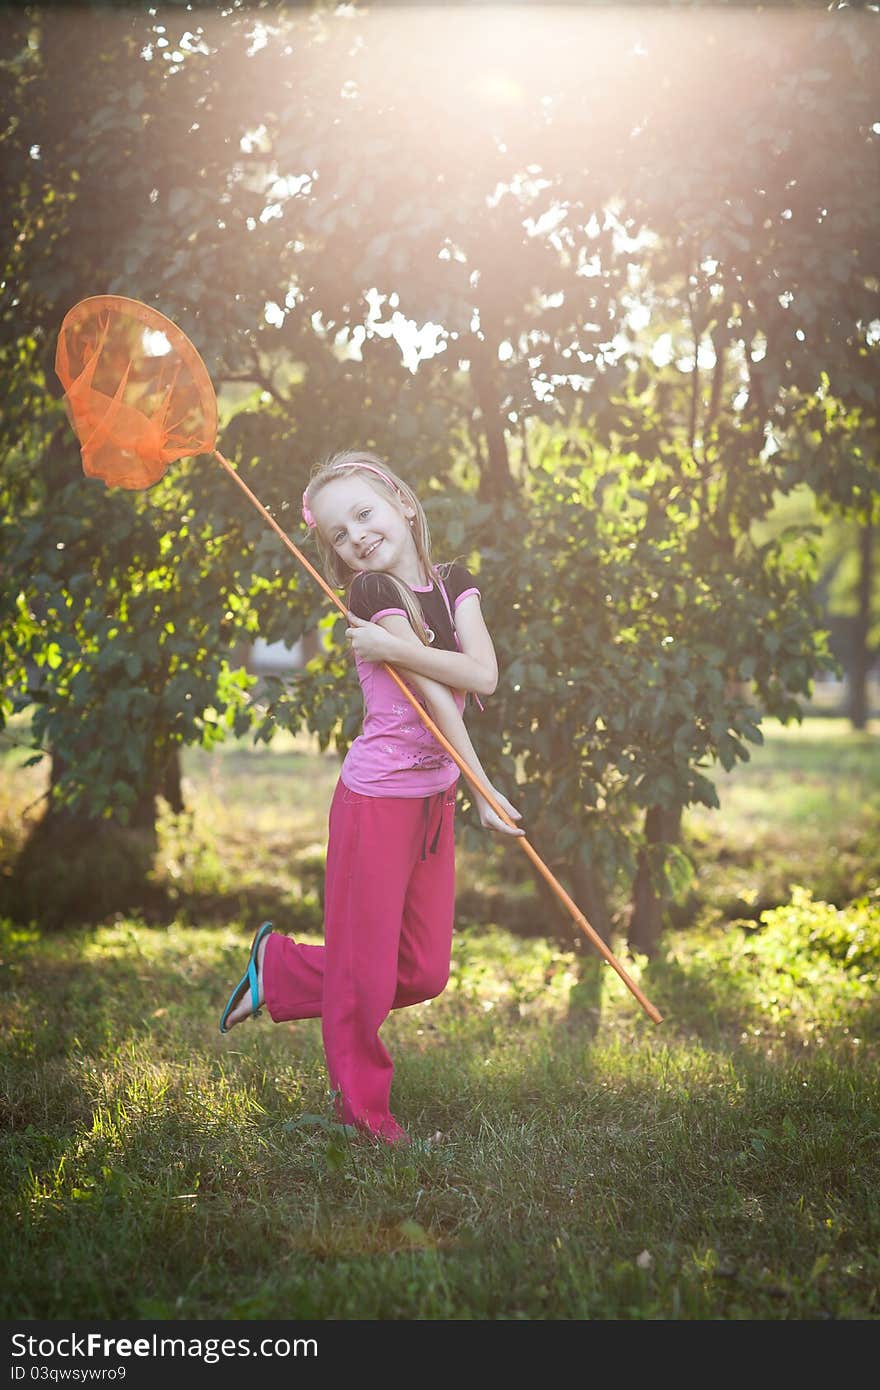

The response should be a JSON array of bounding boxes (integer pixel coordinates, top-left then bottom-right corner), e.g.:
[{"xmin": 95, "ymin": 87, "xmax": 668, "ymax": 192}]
[
  {"xmin": 443, "ymin": 561, "xmax": 482, "ymax": 610},
  {"xmin": 348, "ymin": 571, "xmax": 408, "ymax": 622}
]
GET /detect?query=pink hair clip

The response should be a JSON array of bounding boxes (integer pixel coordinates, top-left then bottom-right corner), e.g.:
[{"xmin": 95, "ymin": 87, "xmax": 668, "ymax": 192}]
[{"xmin": 302, "ymin": 491, "xmax": 316, "ymax": 529}]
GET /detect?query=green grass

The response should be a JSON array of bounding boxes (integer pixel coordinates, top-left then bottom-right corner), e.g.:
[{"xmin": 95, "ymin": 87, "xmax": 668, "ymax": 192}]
[
  {"xmin": 680, "ymin": 717, "xmax": 880, "ymax": 920},
  {"xmin": 0, "ymin": 717, "xmax": 878, "ymax": 1319}
]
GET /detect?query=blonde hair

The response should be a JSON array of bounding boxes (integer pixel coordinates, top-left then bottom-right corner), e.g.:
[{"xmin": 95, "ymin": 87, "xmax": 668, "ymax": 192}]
[{"xmin": 304, "ymin": 449, "xmax": 443, "ymax": 645}]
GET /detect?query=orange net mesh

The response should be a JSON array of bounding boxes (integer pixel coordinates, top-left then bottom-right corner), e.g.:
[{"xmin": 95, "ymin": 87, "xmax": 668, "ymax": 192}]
[{"xmin": 55, "ymin": 295, "xmax": 218, "ymax": 490}]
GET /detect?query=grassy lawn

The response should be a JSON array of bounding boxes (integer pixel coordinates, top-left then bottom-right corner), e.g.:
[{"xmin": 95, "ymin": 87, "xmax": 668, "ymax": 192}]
[{"xmin": 1, "ymin": 715, "xmax": 878, "ymax": 1320}]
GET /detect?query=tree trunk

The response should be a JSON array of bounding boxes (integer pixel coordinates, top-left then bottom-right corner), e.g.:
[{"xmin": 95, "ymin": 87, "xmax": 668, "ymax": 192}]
[
  {"xmin": 627, "ymin": 804, "xmax": 683, "ymax": 958},
  {"xmin": 849, "ymin": 515, "xmax": 873, "ymax": 731},
  {"xmin": 5, "ymin": 745, "xmax": 183, "ymax": 929},
  {"xmin": 469, "ymin": 335, "xmax": 513, "ymax": 504},
  {"xmin": 561, "ymin": 859, "xmax": 611, "ymax": 1031},
  {"xmin": 531, "ymin": 849, "xmax": 612, "ymax": 948},
  {"xmin": 570, "ymin": 857, "xmax": 613, "ymax": 948}
]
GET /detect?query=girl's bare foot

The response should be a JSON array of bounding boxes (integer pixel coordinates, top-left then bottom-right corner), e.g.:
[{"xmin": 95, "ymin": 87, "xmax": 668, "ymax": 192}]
[{"xmin": 223, "ymin": 932, "xmax": 269, "ymax": 1029}]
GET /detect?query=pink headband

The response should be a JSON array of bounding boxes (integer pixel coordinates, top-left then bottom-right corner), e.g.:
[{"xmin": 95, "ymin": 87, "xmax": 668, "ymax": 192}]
[{"xmin": 302, "ymin": 462, "xmax": 402, "ymax": 530}]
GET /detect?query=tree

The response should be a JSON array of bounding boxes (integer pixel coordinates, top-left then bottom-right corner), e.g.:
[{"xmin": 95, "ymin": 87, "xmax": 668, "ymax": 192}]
[{"xmin": 2, "ymin": 4, "xmax": 877, "ymax": 951}]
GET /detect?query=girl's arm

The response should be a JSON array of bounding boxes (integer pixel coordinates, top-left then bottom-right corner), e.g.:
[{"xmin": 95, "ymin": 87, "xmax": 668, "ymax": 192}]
[
  {"xmin": 374, "ymin": 613, "xmax": 523, "ymax": 837},
  {"xmin": 346, "ymin": 594, "xmax": 498, "ymax": 697}
]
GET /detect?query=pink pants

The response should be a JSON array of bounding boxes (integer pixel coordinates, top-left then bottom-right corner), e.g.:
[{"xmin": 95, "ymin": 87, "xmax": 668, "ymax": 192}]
[{"xmin": 262, "ymin": 776, "xmax": 457, "ymax": 1144}]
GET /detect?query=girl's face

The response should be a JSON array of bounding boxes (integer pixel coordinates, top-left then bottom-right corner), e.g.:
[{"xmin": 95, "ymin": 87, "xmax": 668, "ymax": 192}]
[{"xmin": 311, "ymin": 474, "xmax": 418, "ymax": 577}]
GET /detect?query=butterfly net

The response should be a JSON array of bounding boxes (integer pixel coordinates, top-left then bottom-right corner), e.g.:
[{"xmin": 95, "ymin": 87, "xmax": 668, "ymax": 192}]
[{"xmin": 55, "ymin": 295, "xmax": 218, "ymax": 490}]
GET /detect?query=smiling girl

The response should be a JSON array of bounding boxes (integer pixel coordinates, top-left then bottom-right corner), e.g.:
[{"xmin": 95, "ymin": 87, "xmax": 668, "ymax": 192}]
[{"xmin": 219, "ymin": 449, "xmax": 523, "ymax": 1145}]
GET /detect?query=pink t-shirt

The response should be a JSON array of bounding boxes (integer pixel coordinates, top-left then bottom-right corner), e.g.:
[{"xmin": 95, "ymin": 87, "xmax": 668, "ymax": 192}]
[{"xmin": 340, "ymin": 563, "xmax": 481, "ymax": 798}]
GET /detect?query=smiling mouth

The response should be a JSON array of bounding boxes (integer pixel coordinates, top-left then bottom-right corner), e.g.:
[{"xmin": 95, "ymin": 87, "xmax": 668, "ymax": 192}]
[{"xmin": 360, "ymin": 539, "xmax": 383, "ymax": 559}]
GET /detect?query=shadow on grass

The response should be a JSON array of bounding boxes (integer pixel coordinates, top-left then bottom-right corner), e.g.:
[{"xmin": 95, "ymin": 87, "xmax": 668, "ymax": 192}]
[
  {"xmin": 163, "ymin": 883, "xmax": 323, "ymax": 934},
  {"xmin": 3, "ymin": 876, "xmax": 326, "ymax": 936},
  {"xmin": 513, "ymin": 924, "xmax": 796, "ymax": 1060},
  {"xmin": 638, "ymin": 946, "xmax": 757, "ymax": 1050}
]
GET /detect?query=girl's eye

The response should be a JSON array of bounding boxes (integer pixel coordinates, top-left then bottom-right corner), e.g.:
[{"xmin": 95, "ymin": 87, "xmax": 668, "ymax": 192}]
[{"xmin": 334, "ymin": 509, "xmax": 369, "ymax": 542}]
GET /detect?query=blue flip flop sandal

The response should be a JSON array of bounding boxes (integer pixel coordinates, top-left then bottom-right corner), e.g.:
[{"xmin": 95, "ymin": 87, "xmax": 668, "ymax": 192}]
[{"xmin": 219, "ymin": 921, "xmax": 273, "ymax": 1034}]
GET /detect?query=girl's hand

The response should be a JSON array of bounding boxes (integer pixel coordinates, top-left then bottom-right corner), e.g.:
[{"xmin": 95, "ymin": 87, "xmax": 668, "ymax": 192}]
[
  {"xmin": 476, "ymin": 787, "xmax": 526, "ymax": 837},
  {"xmin": 345, "ymin": 611, "xmax": 398, "ymax": 664}
]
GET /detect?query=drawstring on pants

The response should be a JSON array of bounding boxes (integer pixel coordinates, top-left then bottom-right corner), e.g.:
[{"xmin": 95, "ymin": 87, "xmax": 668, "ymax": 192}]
[{"xmin": 420, "ymin": 791, "xmax": 445, "ymax": 861}]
